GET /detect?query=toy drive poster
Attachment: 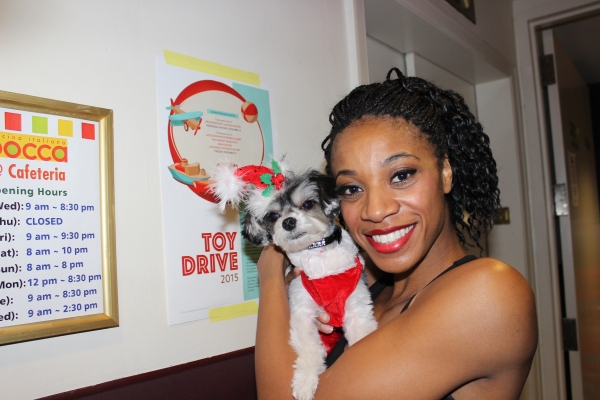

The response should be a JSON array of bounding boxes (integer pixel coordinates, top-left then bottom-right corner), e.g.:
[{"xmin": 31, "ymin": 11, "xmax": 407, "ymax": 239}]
[{"xmin": 156, "ymin": 51, "xmax": 275, "ymax": 325}]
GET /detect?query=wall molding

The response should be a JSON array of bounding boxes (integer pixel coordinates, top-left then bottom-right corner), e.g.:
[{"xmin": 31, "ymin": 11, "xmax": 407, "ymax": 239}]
[{"xmin": 40, "ymin": 347, "xmax": 256, "ymax": 399}]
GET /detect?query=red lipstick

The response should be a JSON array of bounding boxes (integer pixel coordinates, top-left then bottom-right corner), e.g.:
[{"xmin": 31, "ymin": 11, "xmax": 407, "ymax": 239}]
[{"xmin": 365, "ymin": 224, "xmax": 415, "ymax": 254}]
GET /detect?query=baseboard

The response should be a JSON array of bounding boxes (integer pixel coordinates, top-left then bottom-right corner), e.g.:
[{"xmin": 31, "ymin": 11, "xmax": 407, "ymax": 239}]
[{"xmin": 40, "ymin": 347, "xmax": 257, "ymax": 399}]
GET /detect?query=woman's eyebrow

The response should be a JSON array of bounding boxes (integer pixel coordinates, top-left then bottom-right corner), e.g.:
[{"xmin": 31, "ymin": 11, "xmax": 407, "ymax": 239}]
[
  {"xmin": 335, "ymin": 153, "xmax": 420, "ymax": 179},
  {"xmin": 382, "ymin": 152, "xmax": 420, "ymax": 166},
  {"xmin": 335, "ymin": 169, "xmax": 355, "ymax": 179}
]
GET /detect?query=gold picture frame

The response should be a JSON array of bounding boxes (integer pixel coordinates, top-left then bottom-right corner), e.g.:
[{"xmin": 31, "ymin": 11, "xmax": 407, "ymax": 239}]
[{"xmin": 0, "ymin": 91, "xmax": 117, "ymax": 345}]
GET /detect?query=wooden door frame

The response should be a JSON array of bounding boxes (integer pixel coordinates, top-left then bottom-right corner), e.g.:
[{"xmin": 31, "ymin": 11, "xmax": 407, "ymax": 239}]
[{"xmin": 514, "ymin": 1, "xmax": 600, "ymax": 399}]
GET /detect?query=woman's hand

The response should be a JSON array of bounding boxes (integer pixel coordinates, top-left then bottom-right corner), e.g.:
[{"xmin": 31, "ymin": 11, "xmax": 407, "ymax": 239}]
[
  {"xmin": 257, "ymin": 244, "xmax": 288, "ymax": 282},
  {"xmin": 316, "ymin": 311, "xmax": 333, "ymax": 334}
]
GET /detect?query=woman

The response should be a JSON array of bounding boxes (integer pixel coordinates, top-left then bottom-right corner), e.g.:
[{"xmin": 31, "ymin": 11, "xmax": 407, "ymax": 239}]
[{"xmin": 255, "ymin": 68, "xmax": 537, "ymax": 399}]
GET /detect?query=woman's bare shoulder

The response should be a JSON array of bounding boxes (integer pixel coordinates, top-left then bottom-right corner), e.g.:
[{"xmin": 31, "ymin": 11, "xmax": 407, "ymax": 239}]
[
  {"xmin": 441, "ymin": 257, "xmax": 535, "ymax": 312},
  {"xmin": 315, "ymin": 257, "xmax": 538, "ymax": 399},
  {"xmin": 429, "ymin": 256, "xmax": 534, "ymax": 300},
  {"xmin": 416, "ymin": 257, "xmax": 538, "ymax": 366}
]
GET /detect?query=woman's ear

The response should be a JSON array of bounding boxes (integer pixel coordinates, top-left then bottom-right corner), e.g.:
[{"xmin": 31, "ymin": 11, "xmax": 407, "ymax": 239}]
[{"xmin": 442, "ymin": 155, "xmax": 453, "ymax": 194}]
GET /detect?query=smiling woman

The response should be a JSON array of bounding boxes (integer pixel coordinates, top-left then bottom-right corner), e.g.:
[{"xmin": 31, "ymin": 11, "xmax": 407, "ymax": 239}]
[
  {"xmin": 255, "ymin": 68, "xmax": 537, "ymax": 400},
  {"xmin": 331, "ymin": 118, "xmax": 450, "ymax": 262}
]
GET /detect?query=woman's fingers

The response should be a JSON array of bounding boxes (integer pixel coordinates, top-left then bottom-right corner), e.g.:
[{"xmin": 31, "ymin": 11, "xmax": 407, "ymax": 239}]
[
  {"xmin": 317, "ymin": 311, "xmax": 333, "ymax": 334},
  {"xmin": 284, "ymin": 265, "xmax": 300, "ymax": 286}
]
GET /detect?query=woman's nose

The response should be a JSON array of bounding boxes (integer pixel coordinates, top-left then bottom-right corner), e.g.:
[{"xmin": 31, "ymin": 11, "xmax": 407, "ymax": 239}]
[{"xmin": 360, "ymin": 188, "xmax": 399, "ymax": 222}]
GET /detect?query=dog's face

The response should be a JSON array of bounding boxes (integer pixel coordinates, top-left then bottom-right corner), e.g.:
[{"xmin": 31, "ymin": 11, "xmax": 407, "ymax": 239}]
[{"xmin": 241, "ymin": 170, "xmax": 340, "ymax": 253}]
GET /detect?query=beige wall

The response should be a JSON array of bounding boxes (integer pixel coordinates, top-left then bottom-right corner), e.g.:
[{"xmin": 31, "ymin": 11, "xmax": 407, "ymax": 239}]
[{"xmin": 0, "ymin": 1, "xmax": 357, "ymax": 398}]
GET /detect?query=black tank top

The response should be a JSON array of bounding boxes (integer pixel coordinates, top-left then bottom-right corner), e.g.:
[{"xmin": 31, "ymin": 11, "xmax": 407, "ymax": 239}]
[{"xmin": 325, "ymin": 255, "xmax": 477, "ymax": 400}]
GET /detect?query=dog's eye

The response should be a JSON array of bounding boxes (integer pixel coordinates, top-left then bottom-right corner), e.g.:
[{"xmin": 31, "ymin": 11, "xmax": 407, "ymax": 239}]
[
  {"xmin": 301, "ymin": 200, "xmax": 314, "ymax": 210},
  {"xmin": 266, "ymin": 212, "xmax": 280, "ymax": 223}
]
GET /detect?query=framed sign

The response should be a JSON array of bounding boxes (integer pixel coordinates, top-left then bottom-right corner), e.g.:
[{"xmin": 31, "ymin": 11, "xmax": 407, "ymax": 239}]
[
  {"xmin": 0, "ymin": 91, "xmax": 117, "ymax": 345},
  {"xmin": 445, "ymin": 0, "xmax": 476, "ymax": 23}
]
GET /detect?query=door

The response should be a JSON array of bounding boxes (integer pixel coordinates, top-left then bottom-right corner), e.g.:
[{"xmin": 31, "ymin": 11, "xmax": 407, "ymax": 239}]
[{"xmin": 542, "ymin": 29, "xmax": 600, "ymax": 400}]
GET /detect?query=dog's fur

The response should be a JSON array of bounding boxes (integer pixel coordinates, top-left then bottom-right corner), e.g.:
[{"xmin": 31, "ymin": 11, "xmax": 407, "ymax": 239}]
[{"xmin": 212, "ymin": 166, "xmax": 377, "ymax": 400}]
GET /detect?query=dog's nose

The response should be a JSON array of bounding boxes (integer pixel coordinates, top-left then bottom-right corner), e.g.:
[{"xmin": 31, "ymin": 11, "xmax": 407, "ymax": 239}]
[{"xmin": 282, "ymin": 217, "xmax": 296, "ymax": 231}]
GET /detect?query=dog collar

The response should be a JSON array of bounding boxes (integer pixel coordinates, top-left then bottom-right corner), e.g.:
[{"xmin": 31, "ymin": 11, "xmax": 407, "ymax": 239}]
[{"xmin": 305, "ymin": 226, "xmax": 342, "ymax": 250}]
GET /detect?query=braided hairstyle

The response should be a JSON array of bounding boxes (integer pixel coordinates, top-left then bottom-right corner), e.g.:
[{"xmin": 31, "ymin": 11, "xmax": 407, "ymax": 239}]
[{"xmin": 321, "ymin": 68, "xmax": 500, "ymax": 251}]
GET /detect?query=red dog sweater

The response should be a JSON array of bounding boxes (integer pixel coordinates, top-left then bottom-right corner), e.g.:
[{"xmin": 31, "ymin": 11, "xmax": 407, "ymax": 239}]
[{"xmin": 300, "ymin": 257, "xmax": 363, "ymax": 353}]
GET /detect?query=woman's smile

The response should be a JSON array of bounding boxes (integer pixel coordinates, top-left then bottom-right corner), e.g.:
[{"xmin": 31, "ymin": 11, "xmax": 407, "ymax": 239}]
[{"xmin": 365, "ymin": 223, "xmax": 415, "ymax": 254}]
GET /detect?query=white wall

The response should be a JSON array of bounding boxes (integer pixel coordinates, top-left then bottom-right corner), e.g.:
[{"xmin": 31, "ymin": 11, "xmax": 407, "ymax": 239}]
[
  {"xmin": 366, "ymin": 36, "xmax": 406, "ymax": 83},
  {"xmin": 405, "ymin": 52, "xmax": 477, "ymax": 114},
  {"xmin": 476, "ymin": 78, "xmax": 529, "ymax": 279},
  {"xmin": 365, "ymin": 0, "xmax": 516, "ymax": 84},
  {"xmin": 0, "ymin": 1, "xmax": 357, "ymax": 398}
]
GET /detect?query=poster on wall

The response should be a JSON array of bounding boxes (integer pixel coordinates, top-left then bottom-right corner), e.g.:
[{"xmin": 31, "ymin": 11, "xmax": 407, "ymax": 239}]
[
  {"xmin": 0, "ymin": 91, "xmax": 118, "ymax": 345},
  {"xmin": 156, "ymin": 50, "xmax": 274, "ymax": 325}
]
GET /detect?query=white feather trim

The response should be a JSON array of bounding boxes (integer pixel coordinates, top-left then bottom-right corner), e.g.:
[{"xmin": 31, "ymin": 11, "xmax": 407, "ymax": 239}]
[
  {"xmin": 276, "ymin": 154, "xmax": 292, "ymax": 178},
  {"xmin": 209, "ymin": 164, "xmax": 248, "ymax": 212},
  {"xmin": 245, "ymin": 188, "xmax": 276, "ymax": 217}
]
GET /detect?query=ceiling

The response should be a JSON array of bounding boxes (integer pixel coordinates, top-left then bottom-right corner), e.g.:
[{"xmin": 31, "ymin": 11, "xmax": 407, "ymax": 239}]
[
  {"xmin": 553, "ymin": 13, "xmax": 600, "ymax": 84},
  {"xmin": 364, "ymin": 0, "xmax": 511, "ymax": 85}
]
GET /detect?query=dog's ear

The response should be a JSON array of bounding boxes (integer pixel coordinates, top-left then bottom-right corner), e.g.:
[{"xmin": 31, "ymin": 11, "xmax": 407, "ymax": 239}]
[
  {"xmin": 241, "ymin": 211, "xmax": 272, "ymax": 246},
  {"xmin": 309, "ymin": 171, "xmax": 340, "ymax": 219}
]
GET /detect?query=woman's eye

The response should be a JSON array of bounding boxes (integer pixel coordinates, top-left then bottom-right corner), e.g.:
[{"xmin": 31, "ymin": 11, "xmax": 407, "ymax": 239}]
[
  {"xmin": 335, "ymin": 185, "xmax": 363, "ymax": 198},
  {"xmin": 301, "ymin": 200, "xmax": 314, "ymax": 210},
  {"xmin": 391, "ymin": 168, "xmax": 417, "ymax": 184},
  {"xmin": 266, "ymin": 212, "xmax": 280, "ymax": 223}
]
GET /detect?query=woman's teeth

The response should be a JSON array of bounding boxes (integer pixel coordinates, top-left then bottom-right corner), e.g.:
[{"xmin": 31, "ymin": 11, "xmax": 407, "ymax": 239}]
[{"xmin": 371, "ymin": 225, "xmax": 414, "ymax": 244}]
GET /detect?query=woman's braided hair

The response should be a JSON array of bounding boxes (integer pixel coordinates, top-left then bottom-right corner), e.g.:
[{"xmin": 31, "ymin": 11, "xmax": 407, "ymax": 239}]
[{"xmin": 321, "ymin": 68, "xmax": 500, "ymax": 250}]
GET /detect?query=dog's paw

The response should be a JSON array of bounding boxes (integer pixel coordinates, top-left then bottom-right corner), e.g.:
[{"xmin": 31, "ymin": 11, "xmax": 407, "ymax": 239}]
[
  {"xmin": 292, "ymin": 363, "xmax": 322, "ymax": 400},
  {"xmin": 292, "ymin": 378, "xmax": 318, "ymax": 400}
]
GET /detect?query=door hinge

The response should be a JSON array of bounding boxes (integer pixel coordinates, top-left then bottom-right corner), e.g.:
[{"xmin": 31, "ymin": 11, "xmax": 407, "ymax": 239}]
[
  {"xmin": 563, "ymin": 318, "xmax": 579, "ymax": 351},
  {"xmin": 541, "ymin": 54, "xmax": 556, "ymax": 86},
  {"xmin": 554, "ymin": 184, "xmax": 569, "ymax": 216}
]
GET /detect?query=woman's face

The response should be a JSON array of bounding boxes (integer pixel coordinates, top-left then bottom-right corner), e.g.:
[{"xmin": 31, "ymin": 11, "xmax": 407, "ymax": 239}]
[{"xmin": 331, "ymin": 117, "xmax": 453, "ymax": 273}]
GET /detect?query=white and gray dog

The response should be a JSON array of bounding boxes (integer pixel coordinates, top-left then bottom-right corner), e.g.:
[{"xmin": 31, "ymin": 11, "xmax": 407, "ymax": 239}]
[{"xmin": 211, "ymin": 159, "xmax": 377, "ymax": 400}]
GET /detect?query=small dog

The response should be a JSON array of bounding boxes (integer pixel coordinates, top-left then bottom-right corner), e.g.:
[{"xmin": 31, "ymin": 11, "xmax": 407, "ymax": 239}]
[{"xmin": 211, "ymin": 159, "xmax": 377, "ymax": 400}]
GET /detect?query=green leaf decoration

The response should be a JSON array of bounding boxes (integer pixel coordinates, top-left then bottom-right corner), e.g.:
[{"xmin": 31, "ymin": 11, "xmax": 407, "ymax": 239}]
[
  {"xmin": 262, "ymin": 186, "xmax": 273, "ymax": 197},
  {"xmin": 271, "ymin": 160, "xmax": 281, "ymax": 175},
  {"xmin": 260, "ymin": 173, "xmax": 273, "ymax": 185}
]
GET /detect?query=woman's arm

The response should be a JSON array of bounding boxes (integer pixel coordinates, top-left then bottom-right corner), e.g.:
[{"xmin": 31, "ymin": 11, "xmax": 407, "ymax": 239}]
[
  {"xmin": 313, "ymin": 258, "xmax": 537, "ymax": 400},
  {"xmin": 255, "ymin": 245, "xmax": 296, "ymax": 400},
  {"xmin": 255, "ymin": 254, "xmax": 537, "ymax": 399}
]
